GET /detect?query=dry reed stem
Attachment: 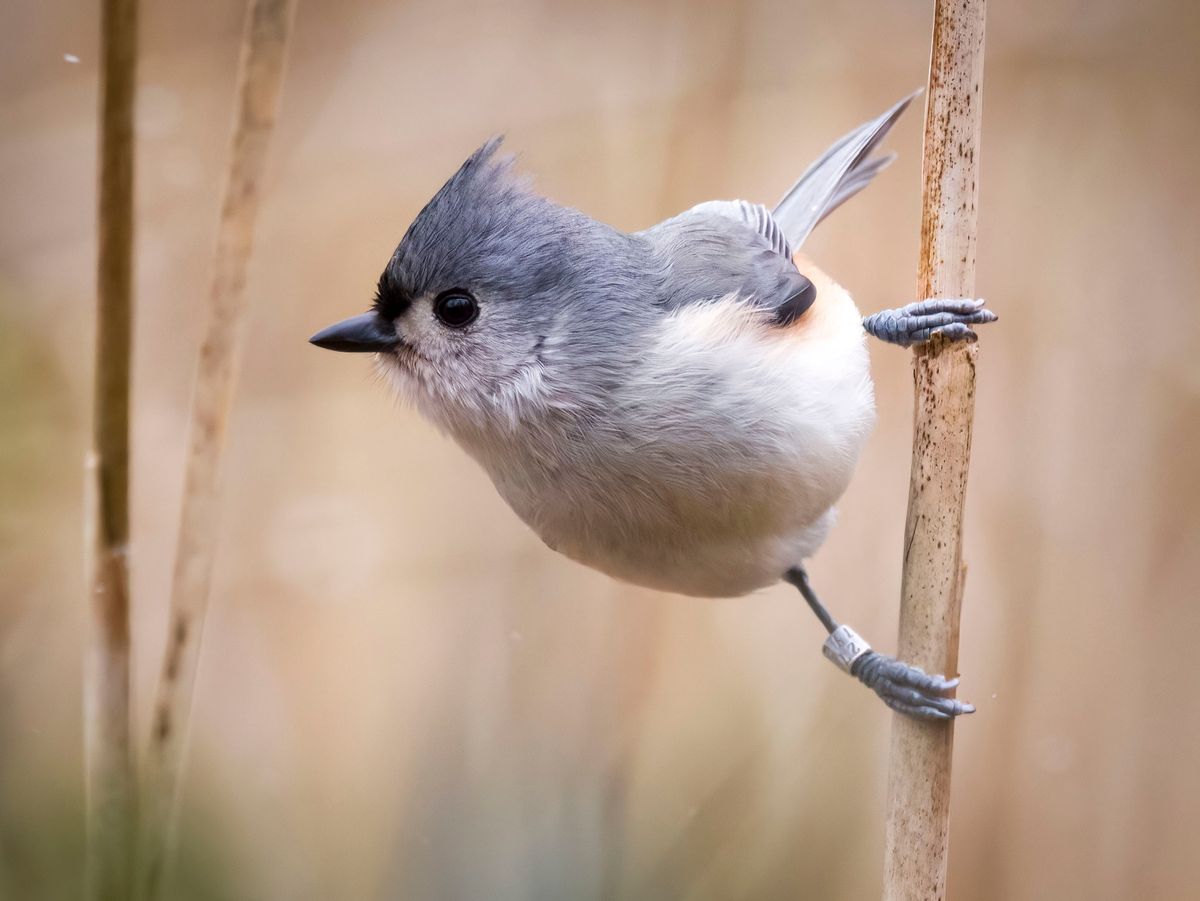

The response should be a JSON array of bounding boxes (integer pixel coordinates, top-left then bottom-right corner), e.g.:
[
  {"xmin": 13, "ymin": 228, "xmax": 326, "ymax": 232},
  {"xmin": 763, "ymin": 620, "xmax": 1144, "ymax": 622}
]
[
  {"xmin": 139, "ymin": 1, "xmax": 298, "ymax": 896},
  {"xmin": 881, "ymin": 1, "xmax": 987, "ymax": 899},
  {"xmin": 86, "ymin": 0, "xmax": 139, "ymax": 897}
]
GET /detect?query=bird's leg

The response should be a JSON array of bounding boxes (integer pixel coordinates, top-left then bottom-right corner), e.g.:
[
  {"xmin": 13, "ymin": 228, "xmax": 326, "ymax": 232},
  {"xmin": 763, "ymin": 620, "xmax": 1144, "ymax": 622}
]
[
  {"xmin": 863, "ymin": 298, "xmax": 996, "ymax": 347},
  {"xmin": 782, "ymin": 567, "xmax": 974, "ymax": 721}
]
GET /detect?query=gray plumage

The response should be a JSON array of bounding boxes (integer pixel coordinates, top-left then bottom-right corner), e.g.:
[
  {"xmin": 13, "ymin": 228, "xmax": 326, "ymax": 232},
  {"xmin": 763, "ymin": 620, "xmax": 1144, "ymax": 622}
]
[{"xmin": 638, "ymin": 205, "xmax": 815, "ymax": 325}]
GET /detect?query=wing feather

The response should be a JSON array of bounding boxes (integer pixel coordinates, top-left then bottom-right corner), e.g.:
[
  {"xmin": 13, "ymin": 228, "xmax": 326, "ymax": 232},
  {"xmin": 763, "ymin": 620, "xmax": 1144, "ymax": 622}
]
[{"xmin": 637, "ymin": 92, "xmax": 918, "ymax": 328}]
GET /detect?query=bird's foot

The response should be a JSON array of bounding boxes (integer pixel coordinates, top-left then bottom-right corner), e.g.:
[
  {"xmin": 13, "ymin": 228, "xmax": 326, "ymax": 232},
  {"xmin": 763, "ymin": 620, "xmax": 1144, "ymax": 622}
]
[
  {"xmin": 853, "ymin": 650, "xmax": 974, "ymax": 720},
  {"xmin": 863, "ymin": 298, "xmax": 997, "ymax": 347},
  {"xmin": 823, "ymin": 626, "xmax": 974, "ymax": 721}
]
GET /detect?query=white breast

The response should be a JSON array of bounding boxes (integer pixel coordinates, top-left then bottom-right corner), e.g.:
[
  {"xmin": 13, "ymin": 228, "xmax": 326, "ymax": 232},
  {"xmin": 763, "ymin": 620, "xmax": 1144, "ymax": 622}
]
[{"xmin": 467, "ymin": 263, "xmax": 875, "ymax": 598}]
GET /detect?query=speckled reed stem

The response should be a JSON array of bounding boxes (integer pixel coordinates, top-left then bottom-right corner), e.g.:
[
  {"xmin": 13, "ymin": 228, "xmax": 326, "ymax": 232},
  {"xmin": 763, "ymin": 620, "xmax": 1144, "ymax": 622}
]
[
  {"xmin": 86, "ymin": 0, "xmax": 138, "ymax": 897},
  {"xmin": 882, "ymin": 1, "xmax": 987, "ymax": 899}
]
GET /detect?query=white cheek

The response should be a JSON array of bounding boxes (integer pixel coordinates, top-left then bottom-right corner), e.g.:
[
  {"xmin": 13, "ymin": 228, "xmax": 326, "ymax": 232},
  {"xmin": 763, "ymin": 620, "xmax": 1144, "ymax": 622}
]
[
  {"xmin": 398, "ymin": 297, "xmax": 447, "ymax": 357},
  {"xmin": 380, "ymin": 304, "xmax": 553, "ymax": 443},
  {"xmin": 399, "ymin": 296, "xmax": 499, "ymax": 372},
  {"xmin": 379, "ymin": 300, "xmax": 493, "ymax": 422}
]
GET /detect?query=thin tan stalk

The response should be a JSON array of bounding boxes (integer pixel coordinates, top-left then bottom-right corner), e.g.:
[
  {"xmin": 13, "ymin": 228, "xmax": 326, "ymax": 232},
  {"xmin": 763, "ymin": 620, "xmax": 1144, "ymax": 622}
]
[
  {"xmin": 138, "ymin": 1, "xmax": 298, "ymax": 896},
  {"xmin": 86, "ymin": 0, "xmax": 139, "ymax": 897},
  {"xmin": 881, "ymin": 1, "xmax": 987, "ymax": 899}
]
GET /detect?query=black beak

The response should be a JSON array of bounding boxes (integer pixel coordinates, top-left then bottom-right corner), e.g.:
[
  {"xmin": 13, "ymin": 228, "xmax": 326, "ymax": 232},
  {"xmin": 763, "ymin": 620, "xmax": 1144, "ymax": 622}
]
[{"xmin": 309, "ymin": 313, "xmax": 399, "ymax": 353}]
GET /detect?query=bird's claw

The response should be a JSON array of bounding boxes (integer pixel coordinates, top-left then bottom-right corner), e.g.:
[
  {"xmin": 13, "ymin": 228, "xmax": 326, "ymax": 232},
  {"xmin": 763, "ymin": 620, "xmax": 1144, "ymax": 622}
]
[
  {"xmin": 863, "ymin": 298, "xmax": 997, "ymax": 347},
  {"xmin": 851, "ymin": 650, "xmax": 975, "ymax": 721}
]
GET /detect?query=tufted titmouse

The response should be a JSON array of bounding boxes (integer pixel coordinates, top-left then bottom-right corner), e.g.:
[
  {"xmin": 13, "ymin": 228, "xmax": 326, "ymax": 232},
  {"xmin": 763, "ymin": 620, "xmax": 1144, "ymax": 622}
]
[{"xmin": 311, "ymin": 93, "xmax": 994, "ymax": 719}]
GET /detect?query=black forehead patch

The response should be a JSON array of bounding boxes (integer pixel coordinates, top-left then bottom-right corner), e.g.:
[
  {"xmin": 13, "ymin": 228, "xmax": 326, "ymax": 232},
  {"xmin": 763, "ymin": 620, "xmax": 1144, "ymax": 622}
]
[{"xmin": 372, "ymin": 270, "xmax": 410, "ymax": 320}]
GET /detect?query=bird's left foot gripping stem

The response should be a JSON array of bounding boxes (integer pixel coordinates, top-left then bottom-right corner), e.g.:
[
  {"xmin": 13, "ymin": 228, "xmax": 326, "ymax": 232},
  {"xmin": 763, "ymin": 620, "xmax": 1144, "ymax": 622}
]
[
  {"xmin": 783, "ymin": 567, "xmax": 975, "ymax": 721},
  {"xmin": 863, "ymin": 298, "xmax": 996, "ymax": 347}
]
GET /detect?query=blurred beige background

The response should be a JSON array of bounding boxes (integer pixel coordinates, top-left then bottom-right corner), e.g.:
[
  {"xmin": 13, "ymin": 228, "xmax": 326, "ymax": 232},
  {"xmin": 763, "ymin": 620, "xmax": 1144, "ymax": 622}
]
[{"xmin": 3, "ymin": 0, "xmax": 1200, "ymax": 898}]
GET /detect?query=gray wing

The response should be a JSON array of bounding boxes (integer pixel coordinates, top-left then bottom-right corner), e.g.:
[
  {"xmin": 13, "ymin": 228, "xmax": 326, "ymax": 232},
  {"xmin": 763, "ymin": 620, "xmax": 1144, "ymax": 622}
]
[
  {"xmin": 639, "ymin": 203, "xmax": 816, "ymax": 327},
  {"xmin": 689, "ymin": 199, "xmax": 793, "ymax": 258},
  {"xmin": 636, "ymin": 92, "xmax": 919, "ymax": 326}
]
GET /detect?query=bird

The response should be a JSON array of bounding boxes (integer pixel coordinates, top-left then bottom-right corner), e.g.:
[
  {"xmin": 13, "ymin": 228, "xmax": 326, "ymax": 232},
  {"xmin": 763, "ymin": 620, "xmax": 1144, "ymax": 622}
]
[{"xmin": 310, "ymin": 93, "xmax": 995, "ymax": 719}]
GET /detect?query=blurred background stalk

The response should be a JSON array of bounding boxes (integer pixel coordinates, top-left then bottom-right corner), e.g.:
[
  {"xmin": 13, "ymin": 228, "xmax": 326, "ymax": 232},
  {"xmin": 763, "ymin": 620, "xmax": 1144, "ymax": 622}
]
[
  {"xmin": 85, "ymin": 0, "xmax": 138, "ymax": 897},
  {"xmin": 138, "ymin": 1, "xmax": 297, "ymax": 897}
]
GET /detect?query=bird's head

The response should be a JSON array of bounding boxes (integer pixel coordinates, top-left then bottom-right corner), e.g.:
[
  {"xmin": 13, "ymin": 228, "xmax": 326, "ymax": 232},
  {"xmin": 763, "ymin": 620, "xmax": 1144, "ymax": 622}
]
[{"xmin": 311, "ymin": 138, "xmax": 610, "ymax": 431}]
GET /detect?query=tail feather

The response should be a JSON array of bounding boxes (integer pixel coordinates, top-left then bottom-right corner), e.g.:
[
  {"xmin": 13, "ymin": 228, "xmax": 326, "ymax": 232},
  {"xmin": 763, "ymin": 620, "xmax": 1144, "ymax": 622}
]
[
  {"xmin": 772, "ymin": 90, "xmax": 921, "ymax": 250},
  {"xmin": 824, "ymin": 151, "xmax": 896, "ymax": 213}
]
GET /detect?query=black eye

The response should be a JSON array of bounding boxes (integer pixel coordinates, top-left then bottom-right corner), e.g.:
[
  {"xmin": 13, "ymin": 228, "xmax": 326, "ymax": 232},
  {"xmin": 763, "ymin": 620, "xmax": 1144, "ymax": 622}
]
[{"xmin": 433, "ymin": 291, "xmax": 478, "ymax": 328}]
